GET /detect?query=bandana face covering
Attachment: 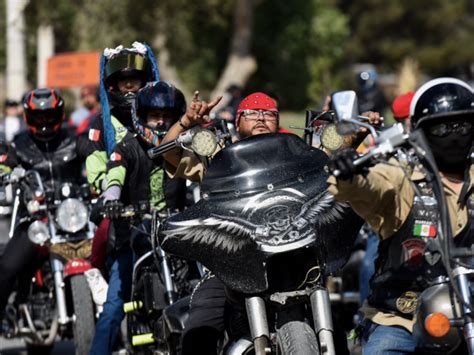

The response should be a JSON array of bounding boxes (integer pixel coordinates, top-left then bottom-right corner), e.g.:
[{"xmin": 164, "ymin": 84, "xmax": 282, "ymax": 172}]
[{"xmin": 425, "ymin": 129, "xmax": 473, "ymax": 173}]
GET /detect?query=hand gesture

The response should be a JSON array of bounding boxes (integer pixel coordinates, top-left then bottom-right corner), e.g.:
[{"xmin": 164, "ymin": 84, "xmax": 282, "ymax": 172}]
[{"xmin": 180, "ymin": 91, "xmax": 222, "ymax": 128}]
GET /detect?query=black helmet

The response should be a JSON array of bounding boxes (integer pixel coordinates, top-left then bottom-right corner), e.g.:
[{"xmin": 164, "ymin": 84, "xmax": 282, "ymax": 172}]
[
  {"xmin": 410, "ymin": 77, "xmax": 474, "ymax": 129},
  {"xmin": 23, "ymin": 88, "xmax": 64, "ymax": 141},
  {"xmin": 104, "ymin": 52, "xmax": 151, "ymax": 88},
  {"xmin": 132, "ymin": 81, "xmax": 186, "ymax": 146},
  {"xmin": 104, "ymin": 51, "xmax": 153, "ymax": 120}
]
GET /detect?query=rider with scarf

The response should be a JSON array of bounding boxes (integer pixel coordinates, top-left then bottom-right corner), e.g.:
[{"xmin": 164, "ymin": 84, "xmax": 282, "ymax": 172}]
[
  {"xmin": 328, "ymin": 77, "xmax": 474, "ymax": 353},
  {"xmin": 85, "ymin": 42, "xmax": 160, "ymax": 355}
]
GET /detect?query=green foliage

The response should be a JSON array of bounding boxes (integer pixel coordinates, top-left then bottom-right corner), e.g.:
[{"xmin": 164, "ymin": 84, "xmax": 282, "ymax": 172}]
[
  {"xmin": 248, "ymin": 0, "xmax": 349, "ymax": 109},
  {"xmin": 343, "ymin": 0, "xmax": 474, "ymax": 76}
]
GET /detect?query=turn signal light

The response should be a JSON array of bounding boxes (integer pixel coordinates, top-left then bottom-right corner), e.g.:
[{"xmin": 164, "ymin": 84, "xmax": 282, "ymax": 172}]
[{"xmin": 425, "ymin": 312, "xmax": 451, "ymax": 337}]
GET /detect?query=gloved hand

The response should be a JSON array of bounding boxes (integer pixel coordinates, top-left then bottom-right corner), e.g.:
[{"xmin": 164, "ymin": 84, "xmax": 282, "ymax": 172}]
[
  {"xmin": 90, "ymin": 197, "xmax": 106, "ymax": 225},
  {"xmin": 90, "ymin": 198, "xmax": 125, "ymax": 225},
  {"xmin": 102, "ymin": 200, "xmax": 124, "ymax": 219},
  {"xmin": 327, "ymin": 148, "xmax": 363, "ymax": 180}
]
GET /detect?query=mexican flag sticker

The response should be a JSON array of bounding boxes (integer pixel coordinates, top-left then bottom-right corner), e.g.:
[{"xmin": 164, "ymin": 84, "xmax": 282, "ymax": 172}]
[{"xmin": 413, "ymin": 222, "xmax": 437, "ymax": 238}]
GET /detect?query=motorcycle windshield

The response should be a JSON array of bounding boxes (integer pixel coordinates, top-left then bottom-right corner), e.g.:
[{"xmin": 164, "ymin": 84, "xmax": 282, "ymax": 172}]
[{"xmin": 160, "ymin": 134, "xmax": 363, "ymax": 293}]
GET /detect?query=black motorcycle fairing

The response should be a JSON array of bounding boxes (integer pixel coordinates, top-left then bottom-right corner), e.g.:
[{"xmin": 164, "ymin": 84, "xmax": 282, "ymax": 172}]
[{"xmin": 160, "ymin": 134, "xmax": 363, "ymax": 293}]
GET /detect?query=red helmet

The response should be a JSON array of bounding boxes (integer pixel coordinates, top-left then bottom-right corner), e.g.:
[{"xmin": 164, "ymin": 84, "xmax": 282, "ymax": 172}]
[{"xmin": 23, "ymin": 88, "xmax": 64, "ymax": 141}]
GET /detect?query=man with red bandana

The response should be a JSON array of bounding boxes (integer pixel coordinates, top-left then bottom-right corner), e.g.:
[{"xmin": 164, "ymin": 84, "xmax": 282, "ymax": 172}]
[
  {"xmin": 161, "ymin": 91, "xmax": 286, "ymax": 182},
  {"xmin": 159, "ymin": 92, "xmax": 289, "ymax": 354}
]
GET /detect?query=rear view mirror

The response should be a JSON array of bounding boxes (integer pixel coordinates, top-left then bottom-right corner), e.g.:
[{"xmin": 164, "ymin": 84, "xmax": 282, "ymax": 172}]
[{"xmin": 331, "ymin": 90, "xmax": 360, "ymax": 135}]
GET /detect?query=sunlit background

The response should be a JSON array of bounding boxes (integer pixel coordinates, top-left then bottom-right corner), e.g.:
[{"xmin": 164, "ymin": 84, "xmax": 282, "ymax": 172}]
[{"xmin": 1, "ymin": 0, "xmax": 473, "ymax": 129}]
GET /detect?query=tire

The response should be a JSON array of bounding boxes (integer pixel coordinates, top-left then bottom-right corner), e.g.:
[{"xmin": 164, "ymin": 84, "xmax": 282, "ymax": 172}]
[
  {"xmin": 26, "ymin": 344, "xmax": 53, "ymax": 355},
  {"xmin": 70, "ymin": 274, "xmax": 95, "ymax": 355},
  {"xmin": 276, "ymin": 321, "xmax": 320, "ymax": 355}
]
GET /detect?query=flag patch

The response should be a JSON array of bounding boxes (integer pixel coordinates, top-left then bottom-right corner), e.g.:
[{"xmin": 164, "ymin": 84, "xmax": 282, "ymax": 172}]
[
  {"xmin": 413, "ymin": 222, "xmax": 436, "ymax": 238},
  {"xmin": 110, "ymin": 152, "xmax": 122, "ymax": 161},
  {"xmin": 89, "ymin": 129, "xmax": 100, "ymax": 142}
]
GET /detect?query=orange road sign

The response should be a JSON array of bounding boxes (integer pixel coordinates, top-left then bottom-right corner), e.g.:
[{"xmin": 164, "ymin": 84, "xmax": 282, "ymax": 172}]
[{"xmin": 47, "ymin": 52, "xmax": 100, "ymax": 88}]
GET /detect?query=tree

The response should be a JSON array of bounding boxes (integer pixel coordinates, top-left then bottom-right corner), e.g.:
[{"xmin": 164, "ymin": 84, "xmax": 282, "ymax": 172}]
[{"xmin": 341, "ymin": 0, "xmax": 474, "ymax": 78}]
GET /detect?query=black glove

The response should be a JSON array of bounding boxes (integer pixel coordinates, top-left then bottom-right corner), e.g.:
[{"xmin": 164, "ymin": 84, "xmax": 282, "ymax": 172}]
[
  {"xmin": 90, "ymin": 197, "xmax": 105, "ymax": 225},
  {"xmin": 327, "ymin": 148, "xmax": 363, "ymax": 180},
  {"xmin": 90, "ymin": 199, "xmax": 124, "ymax": 225},
  {"xmin": 103, "ymin": 200, "xmax": 124, "ymax": 219}
]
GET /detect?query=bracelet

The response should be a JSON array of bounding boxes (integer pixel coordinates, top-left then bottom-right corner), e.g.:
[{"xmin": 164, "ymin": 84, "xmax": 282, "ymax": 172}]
[{"xmin": 178, "ymin": 117, "xmax": 190, "ymax": 129}]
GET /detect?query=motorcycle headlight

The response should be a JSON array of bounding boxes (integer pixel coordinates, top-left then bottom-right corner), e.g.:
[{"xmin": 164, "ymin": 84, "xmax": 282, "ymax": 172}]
[
  {"xmin": 56, "ymin": 198, "xmax": 88, "ymax": 233},
  {"xmin": 28, "ymin": 221, "xmax": 50, "ymax": 245},
  {"xmin": 191, "ymin": 129, "xmax": 218, "ymax": 156},
  {"xmin": 320, "ymin": 123, "xmax": 345, "ymax": 151}
]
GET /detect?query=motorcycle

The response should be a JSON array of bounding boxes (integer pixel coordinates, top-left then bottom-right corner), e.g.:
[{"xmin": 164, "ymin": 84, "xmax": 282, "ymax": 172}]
[
  {"xmin": 330, "ymin": 90, "xmax": 474, "ymax": 354},
  {"xmin": 99, "ymin": 202, "xmax": 201, "ymax": 354},
  {"xmin": 157, "ymin": 132, "xmax": 364, "ymax": 354},
  {"xmin": 2, "ymin": 168, "xmax": 98, "ymax": 355}
]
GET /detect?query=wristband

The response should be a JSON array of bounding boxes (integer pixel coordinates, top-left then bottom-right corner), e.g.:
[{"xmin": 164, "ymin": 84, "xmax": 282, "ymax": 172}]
[{"xmin": 179, "ymin": 117, "xmax": 190, "ymax": 129}]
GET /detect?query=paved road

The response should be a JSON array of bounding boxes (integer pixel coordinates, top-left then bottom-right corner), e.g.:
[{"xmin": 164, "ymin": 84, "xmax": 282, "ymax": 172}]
[{"xmin": 0, "ymin": 338, "xmax": 74, "ymax": 355}]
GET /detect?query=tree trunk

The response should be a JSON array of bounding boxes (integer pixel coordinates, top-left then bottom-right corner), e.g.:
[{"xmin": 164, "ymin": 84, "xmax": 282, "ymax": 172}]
[
  {"xmin": 211, "ymin": 0, "xmax": 257, "ymax": 106},
  {"xmin": 153, "ymin": 34, "xmax": 191, "ymax": 99},
  {"xmin": 37, "ymin": 25, "xmax": 55, "ymax": 87},
  {"xmin": 6, "ymin": 0, "xmax": 29, "ymax": 101}
]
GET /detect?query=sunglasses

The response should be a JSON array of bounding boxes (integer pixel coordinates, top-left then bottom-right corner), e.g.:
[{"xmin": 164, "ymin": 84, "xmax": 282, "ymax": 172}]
[{"xmin": 427, "ymin": 121, "xmax": 472, "ymax": 137}]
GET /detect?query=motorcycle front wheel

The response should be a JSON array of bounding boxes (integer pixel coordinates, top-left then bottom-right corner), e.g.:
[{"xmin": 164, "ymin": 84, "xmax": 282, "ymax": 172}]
[
  {"xmin": 276, "ymin": 321, "xmax": 320, "ymax": 355},
  {"xmin": 70, "ymin": 274, "xmax": 95, "ymax": 355}
]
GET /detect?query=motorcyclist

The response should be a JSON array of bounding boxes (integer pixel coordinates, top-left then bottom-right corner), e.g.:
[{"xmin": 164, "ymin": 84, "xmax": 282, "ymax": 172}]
[
  {"xmin": 96, "ymin": 80, "xmax": 189, "ymax": 255},
  {"xmin": 356, "ymin": 68, "xmax": 388, "ymax": 114},
  {"xmin": 327, "ymin": 77, "xmax": 474, "ymax": 353},
  {"xmin": 0, "ymin": 88, "xmax": 86, "ymax": 329},
  {"xmin": 84, "ymin": 42, "xmax": 160, "ymax": 355},
  {"xmin": 81, "ymin": 41, "xmax": 160, "ymax": 194},
  {"xmin": 161, "ymin": 91, "xmax": 377, "ymax": 354}
]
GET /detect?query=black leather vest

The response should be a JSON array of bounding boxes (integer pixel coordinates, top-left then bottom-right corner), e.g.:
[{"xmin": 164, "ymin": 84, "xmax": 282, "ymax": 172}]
[
  {"xmin": 369, "ymin": 181, "xmax": 473, "ymax": 318},
  {"xmin": 13, "ymin": 130, "xmax": 83, "ymax": 191}
]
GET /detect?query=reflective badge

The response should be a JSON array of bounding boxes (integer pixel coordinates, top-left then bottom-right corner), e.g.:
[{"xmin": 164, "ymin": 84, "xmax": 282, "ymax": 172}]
[
  {"xmin": 89, "ymin": 129, "xmax": 100, "ymax": 142},
  {"xmin": 396, "ymin": 291, "xmax": 418, "ymax": 314}
]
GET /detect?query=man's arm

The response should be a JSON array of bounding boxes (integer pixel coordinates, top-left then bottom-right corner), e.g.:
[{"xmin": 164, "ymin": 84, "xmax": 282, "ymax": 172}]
[
  {"xmin": 161, "ymin": 91, "xmax": 222, "ymax": 180},
  {"xmin": 327, "ymin": 158, "xmax": 414, "ymax": 239}
]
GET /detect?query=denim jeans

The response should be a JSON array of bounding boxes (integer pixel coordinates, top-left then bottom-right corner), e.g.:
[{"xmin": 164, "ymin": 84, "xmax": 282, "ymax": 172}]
[
  {"xmin": 361, "ymin": 319, "xmax": 418, "ymax": 354},
  {"xmin": 359, "ymin": 231, "xmax": 379, "ymax": 304},
  {"xmin": 89, "ymin": 246, "xmax": 133, "ymax": 355}
]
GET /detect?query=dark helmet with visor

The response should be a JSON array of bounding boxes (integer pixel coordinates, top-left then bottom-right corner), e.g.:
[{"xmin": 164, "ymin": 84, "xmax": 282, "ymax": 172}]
[
  {"xmin": 23, "ymin": 88, "xmax": 64, "ymax": 141},
  {"xmin": 132, "ymin": 81, "xmax": 186, "ymax": 146},
  {"xmin": 410, "ymin": 77, "xmax": 474, "ymax": 129},
  {"xmin": 104, "ymin": 51, "xmax": 153, "ymax": 118},
  {"xmin": 410, "ymin": 77, "xmax": 474, "ymax": 175}
]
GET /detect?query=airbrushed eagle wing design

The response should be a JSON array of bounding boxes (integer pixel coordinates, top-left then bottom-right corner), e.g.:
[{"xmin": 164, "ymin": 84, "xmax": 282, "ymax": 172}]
[
  {"xmin": 296, "ymin": 190, "xmax": 349, "ymax": 226},
  {"xmin": 162, "ymin": 215, "xmax": 265, "ymax": 253}
]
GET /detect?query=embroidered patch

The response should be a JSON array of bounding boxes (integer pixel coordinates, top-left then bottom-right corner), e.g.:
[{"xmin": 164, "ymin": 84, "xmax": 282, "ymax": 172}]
[
  {"xmin": 413, "ymin": 221, "xmax": 437, "ymax": 238},
  {"xmin": 110, "ymin": 152, "xmax": 122, "ymax": 161},
  {"xmin": 89, "ymin": 129, "xmax": 100, "ymax": 142},
  {"xmin": 396, "ymin": 291, "xmax": 418, "ymax": 314},
  {"xmin": 402, "ymin": 238, "xmax": 426, "ymax": 266}
]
